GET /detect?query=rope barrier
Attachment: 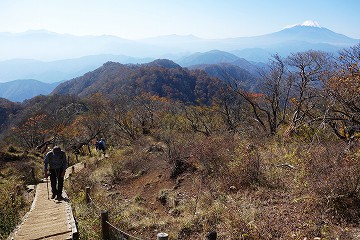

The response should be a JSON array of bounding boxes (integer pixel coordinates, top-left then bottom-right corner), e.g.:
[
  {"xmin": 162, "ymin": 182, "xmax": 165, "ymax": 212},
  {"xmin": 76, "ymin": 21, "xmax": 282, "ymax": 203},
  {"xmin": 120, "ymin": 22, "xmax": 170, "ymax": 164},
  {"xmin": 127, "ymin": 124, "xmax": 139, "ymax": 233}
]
[
  {"xmin": 107, "ymin": 220, "xmax": 144, "ymax": 240},
  {"xmin": 67, "ymin": 162, "xmax": 163, "ymax": 240},
  {"xmin": 87, "ymin": 194, "xmax": 103, "ymax": 213},
  {"xmin": 86, "ymin": 190, "xmax": 147, "ymax": 240}
]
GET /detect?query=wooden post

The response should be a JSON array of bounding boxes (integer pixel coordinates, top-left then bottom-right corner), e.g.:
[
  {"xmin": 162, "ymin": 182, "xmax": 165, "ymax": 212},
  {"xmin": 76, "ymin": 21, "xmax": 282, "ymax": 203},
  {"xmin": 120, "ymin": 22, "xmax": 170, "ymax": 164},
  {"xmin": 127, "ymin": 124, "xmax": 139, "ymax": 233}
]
[
  {"xmin": 15, "ymin": 185, "xmax": 21, "ymax": 195},
  {"xmin": 157, "ymin": 232, "xmax": 169, "ymax": 240},
  {"xmin": 72, "ymin": 231, "xmax": 79, "ymax": 240},
  {"xmin": 10, "ymin": 193, "xmax": 15, "ymax": 204},
  {"xmin": 87, "ymin": 144, "xmax": 92, "ymax": 157},
  {"xmin": 30, "ymin": 167, "xmax": 35, "ymax": 183},
  {"xmin": 101, "ymin": 210, "xmax": 109, "ymax": 240},
  {"xmin": 85, "ymin": 187, "xmax": 90, "ymax": 204}
]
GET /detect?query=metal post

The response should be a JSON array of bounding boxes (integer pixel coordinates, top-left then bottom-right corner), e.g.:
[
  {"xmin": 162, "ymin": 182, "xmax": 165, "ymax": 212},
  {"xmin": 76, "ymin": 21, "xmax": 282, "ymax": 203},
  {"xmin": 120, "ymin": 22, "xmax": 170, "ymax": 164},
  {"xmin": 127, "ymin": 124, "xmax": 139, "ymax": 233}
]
[
  {"xmin": 85, "ymin": 187, "xmax": 90, "ymax": 204},
  {"xmin": 101, "ymin": 210, "xmax": 109, "ymax": 240},
  {"xmin": 157, "ymin": 232, "xmax": 169, "ymax": 240}
]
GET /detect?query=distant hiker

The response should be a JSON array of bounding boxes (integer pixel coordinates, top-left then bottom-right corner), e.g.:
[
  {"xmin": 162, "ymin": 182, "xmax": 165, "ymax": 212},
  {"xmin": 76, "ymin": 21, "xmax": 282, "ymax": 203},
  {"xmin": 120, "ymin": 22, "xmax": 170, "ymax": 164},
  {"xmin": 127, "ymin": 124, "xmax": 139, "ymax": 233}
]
[
  {"xmin": 97, "ymin": 138, "xmax": 106, "ymax": 155},
  {"xmin": 44, "ymin": 146, "xmax": 67, "ymax": 200}
]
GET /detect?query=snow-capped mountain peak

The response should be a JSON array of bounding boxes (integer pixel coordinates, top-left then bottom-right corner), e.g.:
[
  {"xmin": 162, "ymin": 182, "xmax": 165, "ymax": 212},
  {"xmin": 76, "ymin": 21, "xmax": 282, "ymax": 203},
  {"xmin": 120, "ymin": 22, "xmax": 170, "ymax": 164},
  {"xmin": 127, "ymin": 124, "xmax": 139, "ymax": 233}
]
[
  {"xmin": 284, "ymin": 20, "xmax": 321, "ymax": 29},
  {"xmin": 300, "ymin": 20, "xmax": 321, "ymax": 27}
]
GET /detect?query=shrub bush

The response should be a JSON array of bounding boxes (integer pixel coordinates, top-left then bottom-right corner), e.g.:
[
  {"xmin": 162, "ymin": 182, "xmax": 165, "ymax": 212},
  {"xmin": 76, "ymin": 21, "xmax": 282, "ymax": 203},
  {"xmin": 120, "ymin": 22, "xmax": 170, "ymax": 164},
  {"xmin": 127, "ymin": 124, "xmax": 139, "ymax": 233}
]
[
  {"xmin": 0, "ymin": 178, "xmax": 26, "ymax": 239},
  {"xmin": 305, "ymin": 142, "xmax": 360, "ymax": 223}
]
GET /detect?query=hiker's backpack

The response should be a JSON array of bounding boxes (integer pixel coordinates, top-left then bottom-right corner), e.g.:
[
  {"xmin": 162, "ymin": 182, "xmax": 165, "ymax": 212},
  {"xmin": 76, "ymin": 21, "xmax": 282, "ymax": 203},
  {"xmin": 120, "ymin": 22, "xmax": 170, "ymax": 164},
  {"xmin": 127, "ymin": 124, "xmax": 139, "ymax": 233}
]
[
  {"xmin": 48, "ymin": 150, "xmax": 66, "ymax": 167},
  {"xmin": 98, "ymin": 140, "xmax": 105, "ymax": 150}
]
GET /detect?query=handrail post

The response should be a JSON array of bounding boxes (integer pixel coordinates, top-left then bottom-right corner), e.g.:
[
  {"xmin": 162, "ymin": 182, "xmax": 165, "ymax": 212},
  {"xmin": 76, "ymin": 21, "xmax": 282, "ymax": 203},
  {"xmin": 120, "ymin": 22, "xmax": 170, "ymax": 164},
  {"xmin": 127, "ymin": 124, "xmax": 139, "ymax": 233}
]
[
  {"xmin": 10, "ymin": 193, "xmax": 15, "ymax": 204},
  {"xmin": 85, "ymin": 187, "xmax": 90, "ymax": 204},
  {"xmin": 157, "ymin": 232, "xmax": 168, "ymax": 240},
  {"xmin": 30, "ymin": 167, "xmax": 35, "ymax": 183},
  {"xmin": 101, "ymin": 210, "xmax": 109, "ymax": 240}
]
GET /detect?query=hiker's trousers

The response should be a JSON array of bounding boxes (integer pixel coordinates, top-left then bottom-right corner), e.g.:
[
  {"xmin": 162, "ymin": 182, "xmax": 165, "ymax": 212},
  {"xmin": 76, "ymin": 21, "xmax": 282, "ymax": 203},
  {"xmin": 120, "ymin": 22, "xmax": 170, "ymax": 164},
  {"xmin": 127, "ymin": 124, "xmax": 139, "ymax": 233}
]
[{"xmin": 49, "ymin": 168, "xmax": 64, "ymax": 197}]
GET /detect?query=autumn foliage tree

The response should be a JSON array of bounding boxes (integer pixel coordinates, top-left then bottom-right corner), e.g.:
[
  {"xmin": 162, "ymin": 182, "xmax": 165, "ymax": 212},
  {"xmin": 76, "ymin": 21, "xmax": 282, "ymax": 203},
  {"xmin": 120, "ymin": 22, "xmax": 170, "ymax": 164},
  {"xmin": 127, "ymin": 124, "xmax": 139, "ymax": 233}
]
[
  {"xmin": 2, "ymin": 45, "xmax": 360, "ymax": 240},
  {"xmin": 324, "ymin": 44, "xmax": 360, "ymax": 141},
  {"xmin": 10, "ymin": 95, "xmax": 87, "ymax": 151},
  {"xmin": 11, "ymin": 114, "xmax": 48, "ymax": 149}
]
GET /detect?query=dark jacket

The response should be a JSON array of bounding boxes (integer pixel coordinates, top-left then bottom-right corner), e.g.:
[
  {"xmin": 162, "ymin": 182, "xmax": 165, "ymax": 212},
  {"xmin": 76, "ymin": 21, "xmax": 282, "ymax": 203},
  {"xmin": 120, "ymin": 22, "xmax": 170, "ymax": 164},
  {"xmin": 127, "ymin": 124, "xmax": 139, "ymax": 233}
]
[{"xmin": 44, "ymin": 149, "xmax": 67, "ymax": 173}]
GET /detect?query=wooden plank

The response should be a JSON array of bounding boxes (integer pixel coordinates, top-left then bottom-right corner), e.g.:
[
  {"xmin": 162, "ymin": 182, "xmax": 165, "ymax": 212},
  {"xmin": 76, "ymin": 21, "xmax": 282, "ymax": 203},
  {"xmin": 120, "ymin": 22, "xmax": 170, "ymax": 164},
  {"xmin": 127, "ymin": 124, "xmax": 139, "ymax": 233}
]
[{"xmin": 9, "ymin": 163, "xmax": 83, "ymax": 240}]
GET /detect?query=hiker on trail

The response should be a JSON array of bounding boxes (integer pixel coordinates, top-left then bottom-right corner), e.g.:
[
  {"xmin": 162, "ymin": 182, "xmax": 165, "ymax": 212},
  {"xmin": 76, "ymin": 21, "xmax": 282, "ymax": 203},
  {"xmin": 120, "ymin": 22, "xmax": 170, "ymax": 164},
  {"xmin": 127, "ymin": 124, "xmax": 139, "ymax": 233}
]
[
  {"xmin": 44, "ymin": 146, "xmax": 67, "ymax": 200},
  {"xmin": 97, "ymin": 138, "xmax": 106, "ymax": 156}
]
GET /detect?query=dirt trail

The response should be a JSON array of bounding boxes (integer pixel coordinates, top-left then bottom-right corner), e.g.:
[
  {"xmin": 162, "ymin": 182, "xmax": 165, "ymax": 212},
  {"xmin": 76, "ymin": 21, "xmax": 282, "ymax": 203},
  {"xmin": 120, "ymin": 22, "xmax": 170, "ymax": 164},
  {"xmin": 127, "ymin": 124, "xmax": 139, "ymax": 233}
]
[{"xmin": 8, "ymin": 163, "xmax": 84, "ymax": 240}]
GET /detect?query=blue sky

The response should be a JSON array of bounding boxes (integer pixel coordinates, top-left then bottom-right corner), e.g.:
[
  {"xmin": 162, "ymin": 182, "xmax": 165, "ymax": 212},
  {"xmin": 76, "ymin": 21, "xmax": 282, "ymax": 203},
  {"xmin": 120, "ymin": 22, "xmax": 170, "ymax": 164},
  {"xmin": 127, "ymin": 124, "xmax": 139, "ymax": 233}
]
[{"xmin": 0, "ymin": 0, "xmax": 359, "ymax": 39}]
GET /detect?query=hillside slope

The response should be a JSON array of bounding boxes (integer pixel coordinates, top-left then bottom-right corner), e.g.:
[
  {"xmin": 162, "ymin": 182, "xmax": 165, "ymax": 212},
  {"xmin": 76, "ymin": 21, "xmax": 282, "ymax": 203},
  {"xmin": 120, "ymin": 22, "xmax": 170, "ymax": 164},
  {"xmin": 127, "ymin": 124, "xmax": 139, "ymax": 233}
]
[
  {"xmin": 52, "ymin": 59, "xmax": 224, "ymax": 104},
  {"xmin": 188, "ymin": 63, "xmax": 260, "ymax": 91},
  {"xmin": 0, "ymin": 79, "xmax": 60, "ymax": 102},
  {"xmin": 0, "ymin": 98, "xmax": 21, "ymax": 136}
]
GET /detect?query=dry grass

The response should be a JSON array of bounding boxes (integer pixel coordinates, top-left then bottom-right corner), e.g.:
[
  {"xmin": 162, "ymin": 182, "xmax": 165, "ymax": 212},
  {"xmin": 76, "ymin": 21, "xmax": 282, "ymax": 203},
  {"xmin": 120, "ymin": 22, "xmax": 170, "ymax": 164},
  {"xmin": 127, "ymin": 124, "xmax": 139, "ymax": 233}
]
[
  {"xmin": 65, "ymin": 135, "xmax": 360, "ymax": 239},
  {"xmin": 0, "ymin": 151, "xmax": 40, "ymax": 240}
]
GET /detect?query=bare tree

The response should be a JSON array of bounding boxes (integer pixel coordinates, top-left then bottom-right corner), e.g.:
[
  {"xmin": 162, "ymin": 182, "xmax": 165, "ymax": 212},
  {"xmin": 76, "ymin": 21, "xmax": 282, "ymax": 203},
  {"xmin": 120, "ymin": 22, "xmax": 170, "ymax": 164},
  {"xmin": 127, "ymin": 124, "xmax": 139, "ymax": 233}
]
[
  {"xmin": 286, "ymin": 50, "xmax": 333, "ymax": 133},
  {"xmin": 183, "ymin": 104, "xmax": 220, "ymax": 136},
  {"xmin": 214, "ymin": 86, "xmax": 246, "ymax": 133},
  {"xmin": 111, "ymin": 93, "xmax": 164, "ymax": 142},
  {"xmin": 227, "ymin": 54, "xmax": 291, "ymax": 135},
  {"xmin": 260, "ymin": 54, "xmax": 293, "ymax": 134}
]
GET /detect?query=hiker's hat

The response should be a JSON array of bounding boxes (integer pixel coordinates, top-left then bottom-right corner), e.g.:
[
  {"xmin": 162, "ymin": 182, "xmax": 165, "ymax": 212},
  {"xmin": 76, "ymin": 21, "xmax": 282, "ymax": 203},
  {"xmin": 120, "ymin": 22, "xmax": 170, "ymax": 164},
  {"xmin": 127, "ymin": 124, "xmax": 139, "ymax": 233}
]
[{"xmin": 53, "ymin": 146, "xmax": 61, "ymax": 152}]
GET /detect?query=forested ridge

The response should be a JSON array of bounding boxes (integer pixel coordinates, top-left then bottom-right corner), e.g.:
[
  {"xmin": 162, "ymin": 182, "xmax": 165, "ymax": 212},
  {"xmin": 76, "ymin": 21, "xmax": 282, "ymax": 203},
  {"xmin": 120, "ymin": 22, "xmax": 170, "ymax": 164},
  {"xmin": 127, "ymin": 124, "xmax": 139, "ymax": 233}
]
[
  {"xmin": 0, "ymin": 44, "xmax": 359, "ymax": 239},
  {"xmin": 52, "ymin": 59, "xmax": 224, "ymax": 105}
]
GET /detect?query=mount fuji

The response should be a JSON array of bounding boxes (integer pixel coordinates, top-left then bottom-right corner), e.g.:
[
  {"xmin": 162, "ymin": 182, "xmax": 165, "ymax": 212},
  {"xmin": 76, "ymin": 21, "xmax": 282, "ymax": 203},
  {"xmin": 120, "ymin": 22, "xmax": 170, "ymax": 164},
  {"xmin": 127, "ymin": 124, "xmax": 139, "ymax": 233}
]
[
  {"xmin": 0, "ymin": 20, "xmax": 357, "ymax": 63},
  {"xmin": 0, "ymin": 20, "xmax": 358, "ymax": 87},
  {"xmin": 265, "ymin": 20, "xmax": 356, "ymax": 46}
]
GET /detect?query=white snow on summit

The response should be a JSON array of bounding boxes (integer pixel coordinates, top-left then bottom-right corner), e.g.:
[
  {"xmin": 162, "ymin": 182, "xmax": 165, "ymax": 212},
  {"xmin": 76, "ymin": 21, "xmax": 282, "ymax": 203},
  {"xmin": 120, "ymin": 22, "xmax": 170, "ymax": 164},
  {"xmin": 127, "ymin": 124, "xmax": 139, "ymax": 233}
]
[
  {"xmin": 284, "ymin": 20, "xmax": 321, "ymax": 29},
  {"xmin": 300, "ymin": 20, "xmax": 321, "ymax": 27}
]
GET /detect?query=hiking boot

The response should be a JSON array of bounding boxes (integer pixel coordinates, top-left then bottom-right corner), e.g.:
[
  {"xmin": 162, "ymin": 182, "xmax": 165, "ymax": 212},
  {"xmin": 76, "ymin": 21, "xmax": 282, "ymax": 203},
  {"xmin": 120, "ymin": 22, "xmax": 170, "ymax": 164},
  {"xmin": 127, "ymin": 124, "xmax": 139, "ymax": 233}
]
[
  {"xmin": 55, "ymin": 195, "xmax": 63, "ymax": 201},
  {"xmin": 51, "ymin": 194, "xmax": 56, "ymax": 199}
]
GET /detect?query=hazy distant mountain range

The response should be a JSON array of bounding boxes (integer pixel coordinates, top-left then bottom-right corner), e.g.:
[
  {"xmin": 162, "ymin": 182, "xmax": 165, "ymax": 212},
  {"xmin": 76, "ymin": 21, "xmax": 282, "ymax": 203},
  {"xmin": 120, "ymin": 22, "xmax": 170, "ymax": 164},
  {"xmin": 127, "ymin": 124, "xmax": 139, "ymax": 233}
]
[
  {"xmin": 0, "ymin": 79, "xmax": 60, "ymax": 102},
  {"xmin": 0, "ymin": 51, "xmax": 265, "ymax": 102},
  {"xmin": 1, "ymin": 21, "xmax": 357, "ymax": 63},
  {"xmin": 0, "ymin": 21, "xmax": 358, "ymax": 102},
  {"xmin": 0, "ymin": 54, "xmax": 153, "ymax": 83}
]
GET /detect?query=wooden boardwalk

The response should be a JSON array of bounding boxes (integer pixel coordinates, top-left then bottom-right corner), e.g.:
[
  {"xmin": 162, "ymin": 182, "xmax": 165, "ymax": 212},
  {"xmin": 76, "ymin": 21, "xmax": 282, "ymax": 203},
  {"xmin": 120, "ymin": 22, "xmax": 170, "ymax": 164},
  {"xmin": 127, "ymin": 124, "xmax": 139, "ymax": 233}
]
[{"xmin": 8, "ymin": 163, "xmax": 84, "ymax": 240}]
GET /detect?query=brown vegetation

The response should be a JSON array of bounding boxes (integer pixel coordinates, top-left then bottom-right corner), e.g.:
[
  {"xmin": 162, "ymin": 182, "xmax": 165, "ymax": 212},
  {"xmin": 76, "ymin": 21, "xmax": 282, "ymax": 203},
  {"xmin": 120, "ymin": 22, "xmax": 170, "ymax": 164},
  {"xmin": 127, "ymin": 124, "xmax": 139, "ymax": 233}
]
[
  {"xmin": 0, "ymin": 149, "xmax": 41, "ymax": 239},
  {"xmin": 1, "ymin": 44, "xmax": 359, "ymax": 239}
]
